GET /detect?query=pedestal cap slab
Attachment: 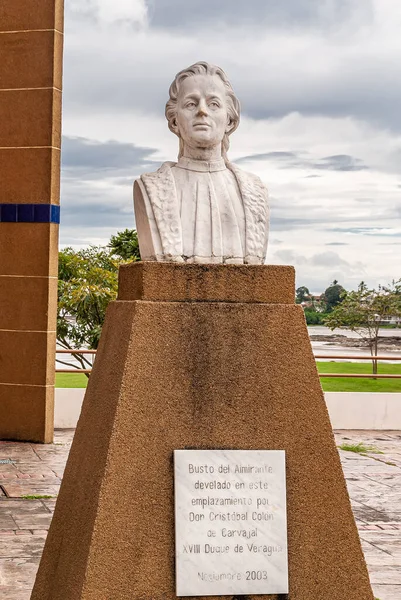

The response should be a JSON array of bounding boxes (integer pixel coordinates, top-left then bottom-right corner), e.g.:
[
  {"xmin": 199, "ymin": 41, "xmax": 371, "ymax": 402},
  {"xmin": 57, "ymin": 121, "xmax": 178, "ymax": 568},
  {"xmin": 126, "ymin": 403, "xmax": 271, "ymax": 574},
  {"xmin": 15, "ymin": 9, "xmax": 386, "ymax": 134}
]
[{"xmin": 118, "ymin": 261, "xmax": 295, "ymax": 304}]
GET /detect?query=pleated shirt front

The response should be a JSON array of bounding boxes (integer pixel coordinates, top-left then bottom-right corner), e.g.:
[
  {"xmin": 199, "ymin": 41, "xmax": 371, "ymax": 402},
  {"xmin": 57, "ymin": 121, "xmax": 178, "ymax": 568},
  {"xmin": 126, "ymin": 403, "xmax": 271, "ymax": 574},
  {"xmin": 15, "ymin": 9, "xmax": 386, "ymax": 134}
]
[{"xmin": 171, "ymin": 157, "xmax": 246, "ymax": 264}]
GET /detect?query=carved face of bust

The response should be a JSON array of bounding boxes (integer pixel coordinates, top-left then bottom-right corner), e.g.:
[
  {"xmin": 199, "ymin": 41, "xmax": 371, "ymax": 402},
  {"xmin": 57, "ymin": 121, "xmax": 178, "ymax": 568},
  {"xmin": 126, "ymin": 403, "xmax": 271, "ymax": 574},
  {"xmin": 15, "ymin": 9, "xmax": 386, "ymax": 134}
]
[{"xmin": 174, "ymin": 74, "xmax": 229, "ymax": 154}]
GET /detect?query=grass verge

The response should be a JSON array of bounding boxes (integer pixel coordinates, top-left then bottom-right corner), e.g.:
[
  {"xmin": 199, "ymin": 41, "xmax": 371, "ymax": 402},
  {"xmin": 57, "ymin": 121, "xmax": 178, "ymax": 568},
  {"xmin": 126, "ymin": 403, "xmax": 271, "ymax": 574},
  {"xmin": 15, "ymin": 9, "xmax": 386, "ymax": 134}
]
[
  {"xmin": 317, "ymin": 361, "xmax": 401, "ymax": 392},
  {"xmin": 56, "ymin": 372, "xmax": 88, "ymax": 388},
  {"xmin": 21, "ymin": 495, "xmax": 56, "ymax": 500},
  {"xmin": 56, "ymin": 362, "xmax": 401, "ymax": 393},
  {"xmin": 338, "ymin": 442, "xmax": 382, "ymax": 454}
]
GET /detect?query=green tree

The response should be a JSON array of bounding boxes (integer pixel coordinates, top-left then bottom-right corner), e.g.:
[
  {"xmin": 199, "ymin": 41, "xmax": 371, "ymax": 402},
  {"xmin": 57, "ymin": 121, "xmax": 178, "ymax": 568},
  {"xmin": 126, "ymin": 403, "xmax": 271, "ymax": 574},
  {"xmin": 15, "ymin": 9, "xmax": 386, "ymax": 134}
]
[
  {"xmin": 296, "ymin": 286, "xmax": 310, "ymax": 304},
  {"xmin": 109, "ymin": 228, "xmax": 141, "ymax": 261},
  {"xmin": 324, "ymin": 281, "xmax": 401, "ymax": 375},
  {"xmin": 392, "ymin": 279, "xmax": 401, "ymax": 298},
  {"xmin": 57, "ymin": 246, "xmax": 122, "ymax": 376},
  {"xmin": 324, "ymin": 280, "xmax": 346, "ymax": 312},
  {"xmin": 304, "ymin": 309, "xmax": 323, "ymax": 325},
  {"xmin": 57, "ymin": 229, "xmax": 142, "ymax": 375}
]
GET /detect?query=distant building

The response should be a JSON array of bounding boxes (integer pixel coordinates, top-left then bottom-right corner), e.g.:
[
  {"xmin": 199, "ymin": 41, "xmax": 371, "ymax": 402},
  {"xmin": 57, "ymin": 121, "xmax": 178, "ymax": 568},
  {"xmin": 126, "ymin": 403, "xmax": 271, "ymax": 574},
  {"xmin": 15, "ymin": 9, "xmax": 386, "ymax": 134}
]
[
  {"xmin": 378, "ymin": 315, "xmax": 401, "ymax": 326},
  {"xmin": 301, "ymin": 294, "xmax": 325, "ymax": 311}
]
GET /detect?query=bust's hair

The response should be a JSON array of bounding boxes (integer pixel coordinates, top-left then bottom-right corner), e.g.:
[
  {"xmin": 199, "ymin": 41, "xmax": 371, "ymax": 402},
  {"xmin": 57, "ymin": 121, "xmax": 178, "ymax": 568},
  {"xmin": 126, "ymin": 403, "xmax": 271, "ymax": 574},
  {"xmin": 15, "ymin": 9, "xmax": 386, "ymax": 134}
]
[{"xmin": 165, "ymin": 61, "xmax": 240, "ymax": 161}]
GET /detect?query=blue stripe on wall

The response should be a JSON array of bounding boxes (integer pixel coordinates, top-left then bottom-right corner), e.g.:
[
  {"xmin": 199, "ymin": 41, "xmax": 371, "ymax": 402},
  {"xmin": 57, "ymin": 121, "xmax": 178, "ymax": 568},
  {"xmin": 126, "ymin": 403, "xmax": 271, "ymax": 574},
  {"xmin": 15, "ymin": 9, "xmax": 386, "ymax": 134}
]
[{"xmin": 0, "ymin": 204, "xmax": 60, "ymax": 224}]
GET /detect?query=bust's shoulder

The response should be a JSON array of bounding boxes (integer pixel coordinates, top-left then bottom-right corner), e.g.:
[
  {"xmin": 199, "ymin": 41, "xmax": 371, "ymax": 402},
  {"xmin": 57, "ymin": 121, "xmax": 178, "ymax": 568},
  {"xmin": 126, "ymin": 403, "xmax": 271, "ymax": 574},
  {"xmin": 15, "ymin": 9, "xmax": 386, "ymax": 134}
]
[
  {"xmin": 135, "ymin": 162, "xmax": 178, "ymax": 208},
  {"xmin": 139, "ymin": 161, "xmax": 176, "ymax": 183},
  {"xmin": 227, "ymin": 163, "xmax": 268, "ymax": 197}
]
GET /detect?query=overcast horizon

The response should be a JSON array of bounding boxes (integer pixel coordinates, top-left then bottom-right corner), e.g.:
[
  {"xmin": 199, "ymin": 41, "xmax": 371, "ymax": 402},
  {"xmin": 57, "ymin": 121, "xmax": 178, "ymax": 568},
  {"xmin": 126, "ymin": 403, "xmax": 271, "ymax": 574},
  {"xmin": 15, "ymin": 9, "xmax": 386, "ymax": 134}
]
[{"xmin": 60, "ymin": 0, "xmax": 401, "ymax": 293}]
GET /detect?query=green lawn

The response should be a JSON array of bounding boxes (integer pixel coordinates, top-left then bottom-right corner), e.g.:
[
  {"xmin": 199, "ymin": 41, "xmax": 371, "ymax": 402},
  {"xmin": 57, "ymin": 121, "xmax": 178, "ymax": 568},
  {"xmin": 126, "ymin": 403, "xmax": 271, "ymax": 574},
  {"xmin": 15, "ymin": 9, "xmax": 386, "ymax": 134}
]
[
  {"xmin": 56, "ymin": 372, "xmax": 89, "ymax": 388},
  {"xmin": 318, "ymin": 361, "xmax": 401, "ymax": 392},
  {"xmin": 56, "ymin": 362, "xmax": 401, "ymax": 393}
]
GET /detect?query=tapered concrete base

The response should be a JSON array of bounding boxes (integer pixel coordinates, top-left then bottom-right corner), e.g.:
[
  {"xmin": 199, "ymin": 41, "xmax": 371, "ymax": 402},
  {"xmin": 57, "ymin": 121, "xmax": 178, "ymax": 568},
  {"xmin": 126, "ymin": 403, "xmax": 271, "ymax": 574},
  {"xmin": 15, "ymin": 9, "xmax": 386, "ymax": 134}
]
[{"xmin": 31, "ymin": 263, "xmax": 374, "ymax": 600}]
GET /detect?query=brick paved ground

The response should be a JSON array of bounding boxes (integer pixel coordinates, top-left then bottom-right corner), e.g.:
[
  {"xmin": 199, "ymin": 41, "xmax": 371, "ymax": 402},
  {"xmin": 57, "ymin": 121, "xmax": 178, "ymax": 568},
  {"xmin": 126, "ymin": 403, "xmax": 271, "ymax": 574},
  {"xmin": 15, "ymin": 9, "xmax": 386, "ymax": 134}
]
[{"xmin": 0, "ymin": 430, "xmax": 400, "ymax": 600}]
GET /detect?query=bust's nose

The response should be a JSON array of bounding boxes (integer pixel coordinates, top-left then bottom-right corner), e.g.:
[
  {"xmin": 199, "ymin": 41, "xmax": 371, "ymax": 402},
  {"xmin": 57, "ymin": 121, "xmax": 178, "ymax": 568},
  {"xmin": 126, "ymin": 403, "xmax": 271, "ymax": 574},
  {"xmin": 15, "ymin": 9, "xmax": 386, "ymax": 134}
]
[{"xmin": 196, "ymin": 100, "xmax": 208, "ymax": 117}]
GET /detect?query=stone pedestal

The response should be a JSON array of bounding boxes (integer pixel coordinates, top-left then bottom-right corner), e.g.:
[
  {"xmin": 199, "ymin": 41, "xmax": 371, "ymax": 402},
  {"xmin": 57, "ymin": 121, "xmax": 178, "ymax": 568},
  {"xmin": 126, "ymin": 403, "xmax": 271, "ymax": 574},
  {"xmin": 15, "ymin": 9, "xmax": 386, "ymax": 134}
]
[{"xmin": 31, "ymin": 263, "xmax": 374, "ymax": 600}]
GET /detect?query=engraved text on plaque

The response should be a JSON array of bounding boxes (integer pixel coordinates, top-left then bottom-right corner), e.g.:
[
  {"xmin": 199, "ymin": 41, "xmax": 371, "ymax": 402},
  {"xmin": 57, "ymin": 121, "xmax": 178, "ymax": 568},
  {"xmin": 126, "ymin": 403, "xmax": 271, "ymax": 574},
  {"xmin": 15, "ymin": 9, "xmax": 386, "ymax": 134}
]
[{"xmin": 174, "ymin": 449, "xmax": 288, "ymax": 596}]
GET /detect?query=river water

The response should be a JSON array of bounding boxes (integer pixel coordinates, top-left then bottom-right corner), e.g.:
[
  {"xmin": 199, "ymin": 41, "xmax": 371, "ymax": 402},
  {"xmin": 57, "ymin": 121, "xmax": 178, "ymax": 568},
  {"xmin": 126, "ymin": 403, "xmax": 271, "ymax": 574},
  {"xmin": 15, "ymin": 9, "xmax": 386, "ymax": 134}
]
[{"xmin": 309, "ymin": 326, "xmax": 401, "ymax": 363}]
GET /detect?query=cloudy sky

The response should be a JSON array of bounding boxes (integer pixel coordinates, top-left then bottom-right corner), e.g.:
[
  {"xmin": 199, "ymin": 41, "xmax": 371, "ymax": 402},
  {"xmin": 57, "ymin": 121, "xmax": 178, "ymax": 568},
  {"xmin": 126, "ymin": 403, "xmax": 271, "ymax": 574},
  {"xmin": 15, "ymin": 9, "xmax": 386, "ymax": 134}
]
[{"xmin": 60, "ymin": 0, "xmax": 401, "ymax": 292}]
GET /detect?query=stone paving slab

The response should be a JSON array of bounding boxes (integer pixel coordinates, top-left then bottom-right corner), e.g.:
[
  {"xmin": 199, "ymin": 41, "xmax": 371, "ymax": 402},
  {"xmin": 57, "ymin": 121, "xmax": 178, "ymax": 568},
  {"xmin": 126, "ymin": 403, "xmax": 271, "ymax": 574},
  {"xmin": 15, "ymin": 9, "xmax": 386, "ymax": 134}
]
[
  {"xmin": 0, "ymin": 482, "xmax": 61, "ymax": 498},
  {"xmin": 0, "ymin": 557, "xmax": 40, "ymax": 597},
  {"xmin": 0, "ymin": 429, "xmax": 400, "ymax": 599}
]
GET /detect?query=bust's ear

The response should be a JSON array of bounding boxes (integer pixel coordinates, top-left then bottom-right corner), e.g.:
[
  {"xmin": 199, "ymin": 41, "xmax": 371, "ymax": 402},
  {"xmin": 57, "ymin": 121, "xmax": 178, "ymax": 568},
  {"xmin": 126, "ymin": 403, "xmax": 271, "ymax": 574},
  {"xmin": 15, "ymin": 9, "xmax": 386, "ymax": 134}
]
[
  {"xmin": 170, "ymin": 118, "xmax": 180, "ymax": 136},
  {"xmin": 226, "ymin": 117, "xmax": 236, "ymax": 136}
]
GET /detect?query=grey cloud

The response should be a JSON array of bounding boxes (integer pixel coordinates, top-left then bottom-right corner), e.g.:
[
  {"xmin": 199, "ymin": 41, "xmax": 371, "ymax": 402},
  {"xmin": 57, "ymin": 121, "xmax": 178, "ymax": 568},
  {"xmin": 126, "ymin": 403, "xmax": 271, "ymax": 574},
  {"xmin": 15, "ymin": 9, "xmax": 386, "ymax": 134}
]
[
  {"xmin": 310, "ymin": 251, "xmax": 367, "ymax": 277},
  {"xmin": 355, "ymin": 198, "xmax": 375, "ymax": 204},
  {"xmin": 313, "ymin": 154, "xmax": 368, "ymax": 172},
  {"xmin": 311, "ymin": 251, "xmax": 348, "ymax": 267},
  {"xmin": 235, "ymin": 151, "xmax": 368, "ymax": 172},
  {"xmin": 274, "ymin": 249, "xmax": 308, "ymax": 265},
  {"xmin": 61, "ymin": 0, "xmax": 401, "ymax": 136},
  {"xmin": 329, "ymin": 227, "xmax": 401, "ymax": 236},
  {"xmin": 244, "ymin": 92, "xmax": 401, "ymax": 132},
  {"xmin": 66, "ymin": 0, "xmax": 145, "ymax": 28},
  {"xmin": 60, "ymin": 137, "xmax": 157, "ymax": 232},
  {"xmin": 273, "ymin": 248, "xmax": 366, "ymax": 283},
  {"xmin": 113, "ymin": 177, "xmax": 144, "ymax": 188},
  {"xmin": 271, "ymin": 215, "xmax": 357, "ymax": 233},
  {"xmin": 60, "ymin": 175, "xmax": 136, "ymax": 233},
  {"xmin": 61, "ymin": 203, "xmax": 134, "ymax": 229},
  {"xmin": 146, "ymin": 0, "xmax": 371, "ymax": 31},
  {"xmin": 66, "ymin": 0, "xmax": 97, "ymax": 22},
  {"xmin": 269, "ymin": 194, "xmax": 393, "ymax": 232},
  {"xmin": 62, "ymin": 136, "xmax": 159, "ymax": 177},
  {"xmin": 235, "ymin": 152, "xmax": 298, "ymax": 165},
  {"xmin": 325, "ymin": 242, "xmax": 349, "ymax": 246},
  {"xmin": 271, "ymin": 217, "xmax": 313, "ymax": 231}
]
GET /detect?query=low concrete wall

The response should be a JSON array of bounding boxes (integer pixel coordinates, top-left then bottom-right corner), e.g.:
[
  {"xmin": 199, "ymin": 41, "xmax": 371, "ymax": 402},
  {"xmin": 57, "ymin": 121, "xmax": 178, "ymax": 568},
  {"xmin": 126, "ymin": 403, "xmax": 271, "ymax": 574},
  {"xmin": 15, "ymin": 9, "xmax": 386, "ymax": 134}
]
[
  {"xmin": 54, "ymin": 388, "xmax": 85, "ymax": 429},
  {"xmin": 54, "ymin": 389, "xmax": 401, "ymax": 430},
  {"xmin": 325, "ymin": 392, "xmax": 401, "ymax": 430}
]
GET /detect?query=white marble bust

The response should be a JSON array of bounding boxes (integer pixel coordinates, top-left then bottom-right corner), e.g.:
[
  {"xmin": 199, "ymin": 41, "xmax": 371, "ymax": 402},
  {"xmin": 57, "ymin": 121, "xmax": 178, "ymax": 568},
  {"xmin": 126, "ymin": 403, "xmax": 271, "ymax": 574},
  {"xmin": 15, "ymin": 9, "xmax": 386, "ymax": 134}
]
[{"xmin": 134, "ymin": 62, "xmax": 269, "ymax": 264}]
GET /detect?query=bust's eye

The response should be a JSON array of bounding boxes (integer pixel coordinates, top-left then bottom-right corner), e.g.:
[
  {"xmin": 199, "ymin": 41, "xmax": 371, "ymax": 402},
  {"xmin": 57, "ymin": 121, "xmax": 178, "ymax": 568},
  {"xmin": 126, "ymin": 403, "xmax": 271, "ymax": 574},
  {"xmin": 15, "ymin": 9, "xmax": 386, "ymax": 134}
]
[
  {"xmin": 186, "ymin": 101, "xmax": 196, "ymax": 108},
  {"xmin": 209, "ymin": 101, "xmax": 221, "ymax": 108}
]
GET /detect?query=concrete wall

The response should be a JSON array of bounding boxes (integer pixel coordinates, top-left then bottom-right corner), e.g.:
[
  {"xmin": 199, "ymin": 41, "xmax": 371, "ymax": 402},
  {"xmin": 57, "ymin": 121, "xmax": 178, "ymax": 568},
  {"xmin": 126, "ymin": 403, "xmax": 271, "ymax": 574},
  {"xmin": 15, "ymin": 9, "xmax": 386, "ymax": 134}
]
[
  {"xmin": 54, "ymin": 389, "xmax": 401, "ymax": 430},
  {"xmin": 325, "ymin": 392, "xmax": 401, "ymax": 430},
  {"xmin": 55, "ymin": 389, "xmax": 85, "ymax": 429}
]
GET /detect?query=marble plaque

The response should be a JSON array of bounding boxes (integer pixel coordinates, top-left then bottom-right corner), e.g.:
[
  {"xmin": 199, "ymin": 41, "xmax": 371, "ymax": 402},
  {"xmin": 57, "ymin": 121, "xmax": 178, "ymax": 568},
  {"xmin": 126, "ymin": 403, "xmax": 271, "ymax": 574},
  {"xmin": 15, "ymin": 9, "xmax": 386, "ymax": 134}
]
[{"xmin": 174, "ymin": 450, "xmax": 288, "ymax": 596}]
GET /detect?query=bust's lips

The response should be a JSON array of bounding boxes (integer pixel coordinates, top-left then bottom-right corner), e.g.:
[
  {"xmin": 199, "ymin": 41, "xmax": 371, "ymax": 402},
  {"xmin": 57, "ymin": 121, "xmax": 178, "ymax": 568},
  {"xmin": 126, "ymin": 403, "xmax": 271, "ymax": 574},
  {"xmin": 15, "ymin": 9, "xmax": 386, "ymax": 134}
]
[{"xmin": 193, "ymin": 122, "xmax": 211, "ymax": 128}]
